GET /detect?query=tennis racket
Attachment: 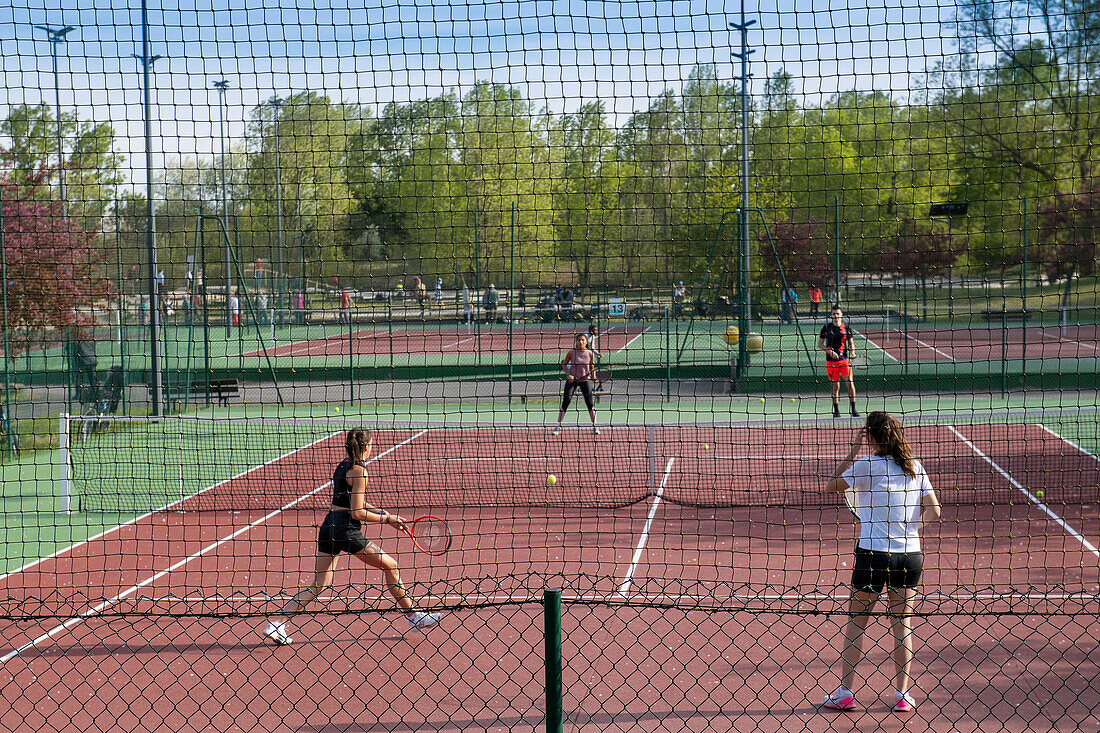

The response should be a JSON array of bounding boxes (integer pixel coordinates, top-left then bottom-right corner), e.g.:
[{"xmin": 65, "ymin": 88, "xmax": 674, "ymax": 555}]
[{"xmin": 403, "ymin": 515, "xmax": 452, "ymax": 556}]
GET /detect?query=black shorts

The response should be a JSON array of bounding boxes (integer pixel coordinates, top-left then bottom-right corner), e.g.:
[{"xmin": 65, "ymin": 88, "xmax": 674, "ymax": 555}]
[
  {"xmin": 850, "ymin": 547, "xmax": 923, "ymax": 592},
  {"xmin": 318, "ymin": 510, "xmax": 370, "ymax": 556}
]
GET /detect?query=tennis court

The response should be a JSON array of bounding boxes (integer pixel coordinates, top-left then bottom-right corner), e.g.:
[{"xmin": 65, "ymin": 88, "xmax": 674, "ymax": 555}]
[{"xmin": 3, "ymin": 413, "xmax": 1098, "ymax": 731}]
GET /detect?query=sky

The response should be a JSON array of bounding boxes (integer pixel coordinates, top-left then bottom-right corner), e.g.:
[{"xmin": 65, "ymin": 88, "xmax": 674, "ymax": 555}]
[{"xmin": 0, "ymin": 0, "xmax": 1002, "ymax": 187}]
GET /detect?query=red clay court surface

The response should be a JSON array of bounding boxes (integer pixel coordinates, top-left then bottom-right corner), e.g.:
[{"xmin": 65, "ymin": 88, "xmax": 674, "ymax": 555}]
[
  {"xmin": 240, "ymin": 323, "xmax": 651, "ymax": 359},
  {"xmin": 2, "ymin": 424, "xmax": 1099, "ymax": 732},
  {"xmin": 860, "ymin": 324, "xmax": 1100, "ymax": 362}
]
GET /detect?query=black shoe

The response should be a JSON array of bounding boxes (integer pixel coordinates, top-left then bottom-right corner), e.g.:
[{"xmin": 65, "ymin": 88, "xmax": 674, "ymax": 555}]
[
  {"xmin": 851, "ymin": 408, "xmax": 861, "ymax": 418},
  {"xmin": 833, "ymin": 407, "xmax": 841, "ymax": 418}
]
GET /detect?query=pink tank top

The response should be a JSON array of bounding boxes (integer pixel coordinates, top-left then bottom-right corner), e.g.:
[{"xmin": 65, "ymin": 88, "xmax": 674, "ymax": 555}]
[{"xmin": 567, "ymin": 348, "xmax": 594, "ymax": 380}]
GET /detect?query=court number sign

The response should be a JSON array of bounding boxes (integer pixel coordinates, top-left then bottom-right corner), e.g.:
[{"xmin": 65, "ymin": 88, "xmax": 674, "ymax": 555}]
[{"xmin": 608, "ymin": 298, "xmax": 626, "ymax": 317}]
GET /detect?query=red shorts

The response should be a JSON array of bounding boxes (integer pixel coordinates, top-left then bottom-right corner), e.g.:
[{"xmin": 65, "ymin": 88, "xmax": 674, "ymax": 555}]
[{"xmin": 826, "ymin": 360, "xmax": 852, "ymax": 381}]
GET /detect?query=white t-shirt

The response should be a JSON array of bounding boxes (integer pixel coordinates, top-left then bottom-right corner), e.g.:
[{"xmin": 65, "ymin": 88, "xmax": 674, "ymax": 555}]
[{"xmin": 841, "ymin": 455, "xmax": 933, "ymax": 554}]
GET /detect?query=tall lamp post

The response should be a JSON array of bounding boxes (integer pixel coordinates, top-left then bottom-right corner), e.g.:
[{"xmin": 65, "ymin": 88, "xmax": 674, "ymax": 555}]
[
  {"xmin": 731, "ymin": 0, "xmax": 755, "ymax": 386},
  {"xmin": 213, "ymin": 79, "xmax": 232, "ymax": 335},
  {"xmin": 33, "ymin": 24, "xmax": 75, "ymax": 218},
  {"xmin": 268, "ymin": 96, "xmax": 285, "ymax": 312},
  {"xmin": 133, "ymin": 0, "xmax": 163, "ymax": 415}
]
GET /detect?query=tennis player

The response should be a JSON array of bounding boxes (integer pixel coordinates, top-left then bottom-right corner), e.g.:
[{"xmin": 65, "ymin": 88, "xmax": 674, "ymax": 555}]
[
  {"xmin": 819, "ymin": 306, "xmax": 859, "ymax": 418},
  {"xmin": 823, "ymin": 412, "xmax": 941, "ymax": 713},
  {"xmin": 551, "ymin": 333, "xmax": 600, "ymax": 436},
  {"xmin": 262, "ymin": 428, "xmax": 440, "ymax": 645}
]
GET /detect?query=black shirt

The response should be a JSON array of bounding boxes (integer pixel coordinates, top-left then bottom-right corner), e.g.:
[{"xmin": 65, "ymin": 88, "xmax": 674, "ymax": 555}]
[
  {"xmin": 820, "ymin": 322, "xmax": 851, "ymax": 361},
  {"xmin": 331, "ymin": 458, "xmax": 361, "ymax": 509}
]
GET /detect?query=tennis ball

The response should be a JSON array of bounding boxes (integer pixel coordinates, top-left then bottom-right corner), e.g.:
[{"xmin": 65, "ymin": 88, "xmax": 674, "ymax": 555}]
[
  {"xmin": 334, "ymin": 406, "xmax": 340, "ymax": 413},
  {"xmin": 547, "ymin": 475, "xmax": 557, "ymax": 485},
  {"xmin": 759, "ymin": 397, "xmax": 766, "ymax": 402},
  {"xmin": 703, "ymin": 444, "xmax": 709, "ymax": 450},
  {"xmin": 1036, "ymin": 490, "xmax": 1044, "ymax": 499}
]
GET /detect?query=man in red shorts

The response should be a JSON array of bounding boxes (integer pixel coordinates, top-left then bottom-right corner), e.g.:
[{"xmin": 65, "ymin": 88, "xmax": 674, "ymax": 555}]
[{"xmin": 819, "ymin": 306, "xmax": 859, "ymax": 418}]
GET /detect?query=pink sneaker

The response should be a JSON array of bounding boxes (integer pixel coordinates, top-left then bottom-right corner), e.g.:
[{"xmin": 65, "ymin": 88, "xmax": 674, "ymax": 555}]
[
  {"xmin": 822, "ymin": 687, "xmax": 856, "ymax": 711},
  {"xmin": 893, "ymin": 691, "xmax": 916, "ymax": 712}
]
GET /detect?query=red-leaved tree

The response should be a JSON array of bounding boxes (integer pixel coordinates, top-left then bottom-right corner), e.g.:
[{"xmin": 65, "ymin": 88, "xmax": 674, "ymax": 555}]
[
  {"xmin": 1038, "ymin": 187, "xmax": 1099, "ymax": 306},
  {"xmin": 877, "ymin": 219, "xmax": 964, "ymax": 319},
  {"xmin": 766, "ymin": 218, "xmax": 834, "ymax": 291},
  {"xmin": 1, "ymin": 167, "xmax": 107, "ymax": 355}
]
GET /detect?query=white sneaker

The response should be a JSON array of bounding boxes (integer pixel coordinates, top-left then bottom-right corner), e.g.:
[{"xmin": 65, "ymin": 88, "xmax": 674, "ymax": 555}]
[
  {"xmin": 407, "ymin": 611, "xmax": 441, "ymax": 629},
  {"xmin": 592, "ymin": 425, "xmax": 601, "ymax": 435},
  {"xmin": 551, "ymin": 425, "xmax": 562, "ymax": 436},
  {"xmin": 261, "ymin": 621, "xmax": 293, "ymax": 646}
]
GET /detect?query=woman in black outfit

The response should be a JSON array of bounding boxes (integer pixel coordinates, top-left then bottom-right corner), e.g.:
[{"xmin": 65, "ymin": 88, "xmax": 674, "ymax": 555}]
[{"xmin": 262, "ymin": 428, "xmax": 439, "ymax": 644}]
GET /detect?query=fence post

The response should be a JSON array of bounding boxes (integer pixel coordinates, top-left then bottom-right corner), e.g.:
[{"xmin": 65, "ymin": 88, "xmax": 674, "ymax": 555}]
[{"xmin": 544, "ymin": 588, "xmax": 563, "ymax": 733}]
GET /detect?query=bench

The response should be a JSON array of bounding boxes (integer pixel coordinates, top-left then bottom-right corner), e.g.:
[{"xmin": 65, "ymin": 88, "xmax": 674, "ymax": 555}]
[
  {"xmin": 164, "ymin": 378, "xmax": 241, "ymax": 407},
  {"xmin": 980, "ymin": 309, "xmax": 1028, "ymax": 322}
]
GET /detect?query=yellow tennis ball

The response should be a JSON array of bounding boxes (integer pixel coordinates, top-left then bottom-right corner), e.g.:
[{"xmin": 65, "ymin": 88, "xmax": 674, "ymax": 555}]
[
  {"xmin": 1036, "ymin": 490, "xmax": 1044, "ymax": 498},
  {"xmin": 547, "ymin": 475, "xmax": 557, "ymax": 485},
  {"xmin": 703, "ymin": 444, "xmax": 709, "ymax": 450},
  {"xmin": 759, "ymin": 397, "xmax": 766, "ymax": 402},
  {"xmin": 334, "ymin": 406, "xmax": 340, "ymax": 413}
]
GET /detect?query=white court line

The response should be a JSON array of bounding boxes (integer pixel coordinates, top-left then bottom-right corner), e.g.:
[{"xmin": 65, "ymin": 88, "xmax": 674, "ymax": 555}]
[
  {"xmin": 854, "ymin": 331, "xmax": 900, "ymax": 363},
  {"xmin": 1035, "ymin": 423, "xmax": 1100, "ymax": 467},
  {"xmin": 0, "ymin": 430, "xmax": 428, "ymax": 663},
  {"xmin": 1039, "ymin": 330, "xmax": 1099, "ymax": 352},
  {"xmin": 615, "ymin": 325, "xmax": 652, "ymax": 353},
  {"xmin": 947, "ymin": 426, "xmax": 1099, "ymax": 559},
  {"xmin": 617, "ymin": 456, "xmax": 676, "ymax": 595},
  {"xmin": 440, "ymin": 335, "xmax": 479, "ymax": 350},
  {"xmin": 904, "ymin": 333, "xmax": 956, "ymax": 361}
]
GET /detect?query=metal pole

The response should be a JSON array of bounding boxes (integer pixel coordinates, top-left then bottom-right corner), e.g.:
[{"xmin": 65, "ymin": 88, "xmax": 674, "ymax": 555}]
[
  {"xmin": 1022, "ymin": 197, "xmax": 1029, "ymax": 322},
  {"xmin": 34, "ymin": 25, "xmax": 74, "ymax": 218},
  {"xmin": 731, "ymin": 2, "xmax": 755, "ymax": 385},
  {"xmin": 834, "ymin": 196, "xmax": 841, "ymax": 305},
  {"xmin": 214, "ymin": 79, "xmax": 231, "ymax": 337},
  {"xmin": 270, "ymin": 97, "xmax": 285, "ymax": 315},
  {"xmin": 0, "ymin": 195, "xmax": 13, "ymax": 456},
  {"xmin": 508, "ymin": 202, "xmax": 515, "ymax": 401},
  {"xmin": 543, "ymin": 589, "xmax": 563, "ymax": 733},
  {"xmin": 136, "ymin": 5, "xmax": 163, "ymax": 416},
  {"xmin": 114, "ymin": 198, "xmax": 127, "ymax": 415}
]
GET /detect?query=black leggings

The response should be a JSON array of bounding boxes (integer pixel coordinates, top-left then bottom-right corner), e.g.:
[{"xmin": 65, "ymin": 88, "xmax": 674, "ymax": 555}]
[{"xmin": 561, "ymin": 380, "xmax": 595, "ymax": 412}]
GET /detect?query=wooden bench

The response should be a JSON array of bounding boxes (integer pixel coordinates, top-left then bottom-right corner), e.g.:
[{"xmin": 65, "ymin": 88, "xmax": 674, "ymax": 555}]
[
  {"xmin": 980, "ymin": 309, "xmax": 1028, "ymax": 322},
  {"xmin": 165, "ymin": 378, "xmax": 241, "ymax": 407}
]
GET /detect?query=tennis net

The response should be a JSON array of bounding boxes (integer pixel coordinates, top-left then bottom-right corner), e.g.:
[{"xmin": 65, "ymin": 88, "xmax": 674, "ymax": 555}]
[{"xmin": 60, "ymin": 409, "xmax": 1100, "ymax": 513}]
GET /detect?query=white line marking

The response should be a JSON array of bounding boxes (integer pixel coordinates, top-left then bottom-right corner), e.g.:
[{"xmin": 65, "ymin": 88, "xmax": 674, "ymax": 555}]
[
  {"xmin": 853, "ymin": 331, "xmax": 900, "ymax": 362},
  {"xmin": 440, "ymin": 335, "xmax": 479, "ymax": 350},
  {"xmin": 617, "ymin": 456, "xmax": 675, "ymax": 595},
  {"xmin": 904, "ymin": 333, "xmax": 956, "ymax": 361},
  {"xmin": 1039, "ymin": 330, "xmax": 1099, "ymax": 352},
  {"xmin": 947, "ymin": 426, "xmax": 1099, "ymax": 558},
  {"xmin": 1035, "ymin": 423, "xmax": 1100, "ymax": 467},
  {"xmin": 615, "ymin": 326, "xmax": 651, "ymax": 353},
  {"xmin": 0, "ymin": 431, "xmax": 428, "ymax": 662}
]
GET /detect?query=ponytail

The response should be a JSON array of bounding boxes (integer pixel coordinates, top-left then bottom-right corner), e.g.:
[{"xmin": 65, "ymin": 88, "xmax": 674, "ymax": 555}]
[
  {"xmin": 345, "ymin": 428, "xmax": 372, "ymax": 465},
  {"xmin": 864, "ymin": 411, "xmax": 916, "ymax": 478}
]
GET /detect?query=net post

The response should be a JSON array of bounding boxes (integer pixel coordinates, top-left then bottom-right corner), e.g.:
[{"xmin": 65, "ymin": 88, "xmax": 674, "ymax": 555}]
[
  {"xmin": 543, "ymin": 588, "xmax": 563, "ymax": 733},
  {"xmin": 59, "ymin": 412, "xmax": 71, "ymax": 514}
]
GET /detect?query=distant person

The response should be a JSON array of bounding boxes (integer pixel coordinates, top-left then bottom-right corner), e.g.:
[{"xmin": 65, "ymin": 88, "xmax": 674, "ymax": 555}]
[
  {"xmin": 823, "ymin": 413, "xmax": 941, "ymax": 713},
  {"xmin": 820, "ymin": 306, "xmax": 858, "ymax": 417},
  {"xmin": 461, "ymin": 282, "xmax": 474, "ymax": 330},
  {"xmin": 395, "ymin": 281, "xmax": 404, "ymax": 299},
  {"xmin": 810, "ymin": 285, "xmax": 823, "ymax": 318},
  {"xmin": 229, "ymin": 289, "xmax": 240, "ymax": 328},
  {"xmin": 433, "ymin": 278, "xmax": 443, "ymax": 309},
  {"xmin": 486, "ymin": 284, "xmax": 499, "ymax": 323},
  {"xmin": 416, "ymin": 277, "xmax": 427, "ymax": 315},
  {"xmin": 518, "ymin": 285, "xmax": 526, "ymax": 310},
  {"xmin": 551, "ymin": 333, "xmax": 600, "ymax": 436},
  {"xmin": 586, "ymin": 323, "xmax": 602, "ymax": 359},
  {"xmin": 156, "ymin": 268, "xmax": 166, "ymax": 292},
  {"xmin": 673, "ymin": 281, "xmax": 686, "ymax": 320},
  {"xmin": 339, "ymin": 288, "xmax": 351, "ymax": 324}
]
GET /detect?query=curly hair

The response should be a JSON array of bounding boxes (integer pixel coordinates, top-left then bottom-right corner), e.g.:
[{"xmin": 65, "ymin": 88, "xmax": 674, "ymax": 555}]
[{"xmin": 864, "ymin": 411, "xmax": 916, "ymax": 478}]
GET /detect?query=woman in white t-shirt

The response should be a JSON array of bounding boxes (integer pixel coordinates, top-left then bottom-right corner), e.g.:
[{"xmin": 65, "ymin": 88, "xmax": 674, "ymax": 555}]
[{"xmin": 822, "ymin": 411, "xmax": 941, "ymax": 714}]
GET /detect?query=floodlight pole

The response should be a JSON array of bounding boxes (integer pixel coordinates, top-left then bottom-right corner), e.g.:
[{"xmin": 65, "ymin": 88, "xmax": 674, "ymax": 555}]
[
  {"xmin": 213, "ymin": 80, "xmax": 231, "ymax": 336},
  {"xmin": 731, "ymin": 1, "xmax": 756, "ymax": 384},
  {"xmin": 268, "ymin": 96, "xmax": 285, "ymax": 311},
  {"xmin": 134, "ymin": 0, "xmax": 163, "ymax": 416},
  {"xmin": 33, "ymin": 24, "xmax": 75, "ymax": 218}
]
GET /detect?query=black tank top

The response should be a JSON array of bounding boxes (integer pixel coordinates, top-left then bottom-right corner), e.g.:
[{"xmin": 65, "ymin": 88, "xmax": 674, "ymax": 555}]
[{"xmin": 331, "ymin": 458, "xmax": 362, "ymax": 509}]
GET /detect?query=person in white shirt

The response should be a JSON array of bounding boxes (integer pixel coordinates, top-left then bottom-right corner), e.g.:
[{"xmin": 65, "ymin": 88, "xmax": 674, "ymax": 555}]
[{"xmin": 822, "ymin": 411, "xmax": 941, "ymax": 714}]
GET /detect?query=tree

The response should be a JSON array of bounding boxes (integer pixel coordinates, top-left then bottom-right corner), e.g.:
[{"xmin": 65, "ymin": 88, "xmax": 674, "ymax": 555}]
[
  {"xmin": 878, "ymin": 219, "xmax": 963, "ymax": 317},
  {"xmin": 1038, "ymin": 186, "xmax": 1099, "ymax": 306},
  {"xmin": 766, "ymin": 218, "xmax": 834, "ymax": 291},
  {"xmin": 0, "ymin": 167, "xmax": 107, "ymax": 353}
]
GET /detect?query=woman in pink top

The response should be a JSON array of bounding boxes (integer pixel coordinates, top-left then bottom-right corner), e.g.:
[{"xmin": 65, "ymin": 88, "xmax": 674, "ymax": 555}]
[{"xmin": 551, "ymin": 333, "xmax": 600, "ymax": 435}]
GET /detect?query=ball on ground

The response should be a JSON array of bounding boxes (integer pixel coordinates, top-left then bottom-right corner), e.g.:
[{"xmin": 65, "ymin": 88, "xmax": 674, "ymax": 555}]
[
  {"xmin": 703, "ymin": 444, "xmax": 709, "ymax": 450},
  {"xmin": 547, "ymin": 475, "xmax": 557, "ymax": 485},
  {"xmin": 334, "ymin": 406, "xmax": 340, "ymax": 413},
  {"xmin": 759, "ymin": 397, "xmax": 766, "ymax": 402},
  {"xmin": 1036, "ymin": 490, "xmax": 1044, "ymax": 499}
]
